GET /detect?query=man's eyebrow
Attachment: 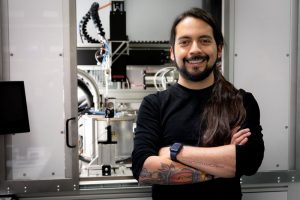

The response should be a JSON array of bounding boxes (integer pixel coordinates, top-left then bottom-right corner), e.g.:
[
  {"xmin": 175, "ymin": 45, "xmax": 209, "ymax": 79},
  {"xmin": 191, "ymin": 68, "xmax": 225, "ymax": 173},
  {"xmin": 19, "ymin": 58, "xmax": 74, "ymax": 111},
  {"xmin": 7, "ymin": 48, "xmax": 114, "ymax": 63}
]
[
  {"xmin": 177, "ymin": 36, "xmax": 191, "ymax": 41},
  {"xmin": 177, "ymin": 35, "xmax": 213, "ymax": 40},
  {"xmin": 199, "ymin": 35, "xmax": 213, "ymax": 39}
]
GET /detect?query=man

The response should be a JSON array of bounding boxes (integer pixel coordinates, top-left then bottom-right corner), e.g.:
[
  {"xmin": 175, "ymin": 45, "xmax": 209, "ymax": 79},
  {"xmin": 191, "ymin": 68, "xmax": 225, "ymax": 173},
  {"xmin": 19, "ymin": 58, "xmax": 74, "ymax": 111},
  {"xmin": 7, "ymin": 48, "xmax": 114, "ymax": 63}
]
[{"xmin": 131, "ymin": 7, "xmax": 264, "ymax": 200}]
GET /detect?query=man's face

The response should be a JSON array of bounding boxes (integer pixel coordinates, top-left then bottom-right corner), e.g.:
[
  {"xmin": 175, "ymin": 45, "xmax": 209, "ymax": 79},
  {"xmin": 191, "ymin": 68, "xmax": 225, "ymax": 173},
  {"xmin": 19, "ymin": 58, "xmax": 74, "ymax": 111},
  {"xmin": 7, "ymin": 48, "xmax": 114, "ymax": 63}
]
[{"xmin": 170, "ymin": 17, "xmax": 221, "ymax": 82}]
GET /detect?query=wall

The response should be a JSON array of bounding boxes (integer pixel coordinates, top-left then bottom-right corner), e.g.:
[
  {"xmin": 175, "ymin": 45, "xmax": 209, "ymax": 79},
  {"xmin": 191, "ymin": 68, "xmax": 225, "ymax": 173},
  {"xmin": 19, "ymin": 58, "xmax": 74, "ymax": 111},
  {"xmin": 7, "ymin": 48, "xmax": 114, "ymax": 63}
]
[{"xmin": 125, "ymin": 0, "xmax": 202, "ymax": 41}]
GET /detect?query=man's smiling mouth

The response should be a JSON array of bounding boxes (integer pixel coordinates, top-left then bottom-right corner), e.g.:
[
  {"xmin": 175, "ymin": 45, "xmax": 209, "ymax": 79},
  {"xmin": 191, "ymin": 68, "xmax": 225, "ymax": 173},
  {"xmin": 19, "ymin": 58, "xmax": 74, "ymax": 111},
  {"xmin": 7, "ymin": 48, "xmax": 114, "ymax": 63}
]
[{"xmin": 183, "ymin": 55, "xmax": 209, "ymax": 64}]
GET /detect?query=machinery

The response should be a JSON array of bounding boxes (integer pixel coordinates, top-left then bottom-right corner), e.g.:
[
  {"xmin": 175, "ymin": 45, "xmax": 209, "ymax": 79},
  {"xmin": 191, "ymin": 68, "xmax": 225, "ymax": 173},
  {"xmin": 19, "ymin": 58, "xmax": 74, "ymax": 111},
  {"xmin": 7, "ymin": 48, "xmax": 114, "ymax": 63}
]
[{"xmin": 77, "ymin": 1, "xmax": 178, "ymax": 179}]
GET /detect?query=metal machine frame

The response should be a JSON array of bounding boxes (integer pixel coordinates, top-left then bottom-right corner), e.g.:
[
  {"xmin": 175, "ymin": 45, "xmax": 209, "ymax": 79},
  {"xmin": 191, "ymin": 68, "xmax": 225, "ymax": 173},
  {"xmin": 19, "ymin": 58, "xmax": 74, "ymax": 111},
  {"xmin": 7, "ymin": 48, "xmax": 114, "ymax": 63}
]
[
  {"xmin": 223, "ymin": 0, "xmax": 300, "ymax": 186},
  {"xmin": 0, "ymin": 0, "xmax": 300, "ymax": 199}
]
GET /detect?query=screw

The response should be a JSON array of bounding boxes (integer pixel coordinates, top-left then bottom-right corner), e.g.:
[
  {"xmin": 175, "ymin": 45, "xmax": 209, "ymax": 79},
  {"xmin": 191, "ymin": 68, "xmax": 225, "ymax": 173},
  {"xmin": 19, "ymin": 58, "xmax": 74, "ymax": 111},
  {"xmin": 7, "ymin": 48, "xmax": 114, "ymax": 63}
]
[{"xmin": 292, "ymin": 176, "xmax": 295, "ymax": 182}]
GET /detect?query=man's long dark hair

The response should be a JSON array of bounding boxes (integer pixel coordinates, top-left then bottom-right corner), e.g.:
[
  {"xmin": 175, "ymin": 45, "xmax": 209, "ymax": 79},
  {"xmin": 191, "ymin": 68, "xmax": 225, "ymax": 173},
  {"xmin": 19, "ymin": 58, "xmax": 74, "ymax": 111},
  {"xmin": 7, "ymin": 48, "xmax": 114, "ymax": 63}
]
[{"xmin": 170, "ymin": 7, "xmax": 246, "ymax": 146}]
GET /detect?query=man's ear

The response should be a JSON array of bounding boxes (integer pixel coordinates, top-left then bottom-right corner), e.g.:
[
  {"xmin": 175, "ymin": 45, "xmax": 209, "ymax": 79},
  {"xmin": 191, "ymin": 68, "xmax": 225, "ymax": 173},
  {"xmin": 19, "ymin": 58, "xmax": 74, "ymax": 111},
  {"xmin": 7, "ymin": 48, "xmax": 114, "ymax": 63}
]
[
  {"xmin": 170, "ymin": 47, "xmax": 175, "ymax": 61},
  {"xmin": 217, "ymin": 45, "xmax": 223, "ymax": 59}
]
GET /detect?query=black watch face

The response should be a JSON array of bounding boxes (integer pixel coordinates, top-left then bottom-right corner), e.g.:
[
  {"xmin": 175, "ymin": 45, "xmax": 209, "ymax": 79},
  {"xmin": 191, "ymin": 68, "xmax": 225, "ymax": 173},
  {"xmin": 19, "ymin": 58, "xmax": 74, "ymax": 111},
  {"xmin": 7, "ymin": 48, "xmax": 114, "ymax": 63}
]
[{"xmin": 171, "ymin": 143, "xmax": 182, "ymax": 151}]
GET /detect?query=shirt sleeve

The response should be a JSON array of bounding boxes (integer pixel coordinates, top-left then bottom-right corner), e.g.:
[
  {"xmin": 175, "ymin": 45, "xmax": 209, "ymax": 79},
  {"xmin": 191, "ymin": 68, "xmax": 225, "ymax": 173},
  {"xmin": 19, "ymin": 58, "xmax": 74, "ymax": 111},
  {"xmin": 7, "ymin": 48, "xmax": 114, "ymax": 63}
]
[
  {"xmin": 235, "ymin": 91, "xmax": 265, "ymax": 177},
  {"xmin": 131, "ymin": 94, "xmax": 162, "ymax": 180}
]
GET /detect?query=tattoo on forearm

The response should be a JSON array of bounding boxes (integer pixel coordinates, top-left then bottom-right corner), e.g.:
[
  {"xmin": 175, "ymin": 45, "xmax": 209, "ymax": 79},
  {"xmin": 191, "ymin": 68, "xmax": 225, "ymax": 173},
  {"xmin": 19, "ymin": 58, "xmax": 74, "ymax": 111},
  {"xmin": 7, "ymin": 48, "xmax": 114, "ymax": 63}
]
[
  {"xmin": 139, "ymin": 163, "xmax": 212, "ymax": 185},
  {"xmin": 181, "ymin": 159, "xmax": 225, "ymax": 169}
]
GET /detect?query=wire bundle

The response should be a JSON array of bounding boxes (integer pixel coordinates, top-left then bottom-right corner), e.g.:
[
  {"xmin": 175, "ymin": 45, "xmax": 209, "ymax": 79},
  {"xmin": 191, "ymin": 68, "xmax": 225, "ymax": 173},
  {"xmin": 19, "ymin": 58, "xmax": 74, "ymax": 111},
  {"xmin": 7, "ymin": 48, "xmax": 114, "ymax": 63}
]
[{"xmin": 79, "ymin": 2, "xmax": 106, "ymax": 43}]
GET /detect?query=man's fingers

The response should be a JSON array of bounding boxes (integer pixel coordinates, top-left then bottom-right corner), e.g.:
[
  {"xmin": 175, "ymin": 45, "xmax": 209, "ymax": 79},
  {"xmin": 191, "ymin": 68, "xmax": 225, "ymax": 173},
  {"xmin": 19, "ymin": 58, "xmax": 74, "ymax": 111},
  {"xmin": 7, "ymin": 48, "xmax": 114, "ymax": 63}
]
[
  {"xmin": 231, "ymin": 128, "xmax": 251, "ymax": 145},
  {"xmin": 239, "ymin": 137, "xmax": 248, "ymax": 145},
  {"xmin": 232, "ymin": 128, "xmax": 250, "ymax": 138}
]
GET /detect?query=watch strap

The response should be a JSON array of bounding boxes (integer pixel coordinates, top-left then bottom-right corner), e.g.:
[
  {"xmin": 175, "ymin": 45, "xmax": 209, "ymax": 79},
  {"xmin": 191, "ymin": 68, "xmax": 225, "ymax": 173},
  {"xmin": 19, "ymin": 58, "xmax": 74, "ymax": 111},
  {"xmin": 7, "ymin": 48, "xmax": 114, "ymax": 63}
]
[
  {"xmin": 170, "ymin": 143, "xmax": 183, "ymax": 161},
  {"xmin": 170, "ymin": 150, "xmax": 178, "ymax": 161}
]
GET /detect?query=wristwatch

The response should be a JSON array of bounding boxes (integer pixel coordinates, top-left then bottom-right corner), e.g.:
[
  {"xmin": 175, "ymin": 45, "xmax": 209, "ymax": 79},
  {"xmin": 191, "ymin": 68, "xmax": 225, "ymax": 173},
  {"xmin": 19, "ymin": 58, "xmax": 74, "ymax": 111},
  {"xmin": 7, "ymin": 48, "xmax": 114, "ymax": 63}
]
[{"xmin": 170, "ymin": 143, "xmax": 183, "ymax": 161}]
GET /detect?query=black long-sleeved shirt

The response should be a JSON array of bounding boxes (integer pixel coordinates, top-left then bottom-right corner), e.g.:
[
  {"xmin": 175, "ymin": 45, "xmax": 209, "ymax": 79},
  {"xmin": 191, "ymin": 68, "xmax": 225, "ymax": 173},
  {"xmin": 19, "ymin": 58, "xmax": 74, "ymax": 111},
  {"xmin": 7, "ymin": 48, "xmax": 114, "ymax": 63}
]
[{"xmin": 132, "ymin": 83, "xmax": 265, "ymax": 200}]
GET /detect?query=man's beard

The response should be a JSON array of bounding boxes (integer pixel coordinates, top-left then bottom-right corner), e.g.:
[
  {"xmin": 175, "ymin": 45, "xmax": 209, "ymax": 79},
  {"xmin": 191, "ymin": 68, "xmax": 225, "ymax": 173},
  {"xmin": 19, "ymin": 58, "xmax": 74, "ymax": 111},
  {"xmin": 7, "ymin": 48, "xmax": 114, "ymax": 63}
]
[{"xmin": 175, "ymin": 55, "xmax": 216, "ymax": 82}]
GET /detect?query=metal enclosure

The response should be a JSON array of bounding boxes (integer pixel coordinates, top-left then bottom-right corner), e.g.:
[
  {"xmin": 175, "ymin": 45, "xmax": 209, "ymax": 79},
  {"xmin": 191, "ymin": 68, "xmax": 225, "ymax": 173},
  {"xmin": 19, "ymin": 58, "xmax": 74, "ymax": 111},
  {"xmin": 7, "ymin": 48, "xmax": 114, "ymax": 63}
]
[
  {"xmin": 0, "ymin": 0, "xmax": 300, "ymax": 199},
  {"xmin": 0, "ymin": 0, "xmax": 78, "ymax": 195},
  {"xmin": 223, "ymin": 0, "xmax": 300, "ymax": 184},
  {"xmin": 234, "ymin": 0, "xmax": 296, "ymax": 171}
]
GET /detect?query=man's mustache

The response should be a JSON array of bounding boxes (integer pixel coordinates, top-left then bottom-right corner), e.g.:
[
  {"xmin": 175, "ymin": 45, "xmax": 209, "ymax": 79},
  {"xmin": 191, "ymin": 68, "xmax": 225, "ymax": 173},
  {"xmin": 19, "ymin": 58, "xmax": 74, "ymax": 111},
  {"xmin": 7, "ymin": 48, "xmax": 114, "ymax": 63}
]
[{"xmin": 183, "ymin": 55, "xmax": 209, "ymax": 62}]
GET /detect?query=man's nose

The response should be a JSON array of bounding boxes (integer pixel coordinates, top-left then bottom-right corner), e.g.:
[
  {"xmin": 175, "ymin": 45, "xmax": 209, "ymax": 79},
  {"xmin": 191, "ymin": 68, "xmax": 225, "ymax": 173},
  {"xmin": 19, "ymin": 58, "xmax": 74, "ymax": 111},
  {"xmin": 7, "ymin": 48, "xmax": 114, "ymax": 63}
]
[{"xmin": 190, "ymin": 41, "xmax": 202, "ymax": 54}]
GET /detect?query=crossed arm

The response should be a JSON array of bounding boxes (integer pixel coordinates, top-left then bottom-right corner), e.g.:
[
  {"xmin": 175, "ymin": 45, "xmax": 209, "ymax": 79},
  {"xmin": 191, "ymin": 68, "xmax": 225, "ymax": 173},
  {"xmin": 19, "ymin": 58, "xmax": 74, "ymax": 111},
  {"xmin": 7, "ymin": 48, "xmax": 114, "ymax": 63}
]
[{"xmin": 138, "ymin": 128, "xmax": 251, "ymax": 185}]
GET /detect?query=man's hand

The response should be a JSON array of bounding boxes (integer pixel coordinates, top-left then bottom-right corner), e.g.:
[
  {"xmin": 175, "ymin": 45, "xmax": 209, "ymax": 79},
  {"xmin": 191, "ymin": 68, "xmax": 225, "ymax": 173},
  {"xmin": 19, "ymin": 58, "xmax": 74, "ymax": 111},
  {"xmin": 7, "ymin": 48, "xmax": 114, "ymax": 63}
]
[
  {"xmin": 231, "ymin": 127, "xmax": 251, "ymax": 145},
  {"xmin": 158, "ymin": 146, "xmax": 171, "ymax": 159}
]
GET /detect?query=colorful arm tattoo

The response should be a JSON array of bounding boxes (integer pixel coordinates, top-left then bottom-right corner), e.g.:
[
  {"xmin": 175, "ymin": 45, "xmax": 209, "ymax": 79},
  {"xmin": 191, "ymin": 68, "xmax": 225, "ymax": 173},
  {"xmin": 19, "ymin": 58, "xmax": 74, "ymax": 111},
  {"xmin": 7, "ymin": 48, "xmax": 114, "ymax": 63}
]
[{"xmin": 139, "ymin": 162, "xmax": 212, "ymax": 186}]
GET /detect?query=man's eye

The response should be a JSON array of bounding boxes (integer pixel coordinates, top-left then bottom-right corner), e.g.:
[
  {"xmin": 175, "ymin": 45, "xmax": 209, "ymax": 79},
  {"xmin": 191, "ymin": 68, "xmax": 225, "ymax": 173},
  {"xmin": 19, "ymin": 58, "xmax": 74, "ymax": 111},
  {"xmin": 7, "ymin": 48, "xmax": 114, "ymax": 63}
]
[
  {"xmin": 200, "ymin": 38, "xmax": 212, "ymax": 45},
  {"xmin": 178, "ymin": 40, "xmax": 189, "ymax": 46}
]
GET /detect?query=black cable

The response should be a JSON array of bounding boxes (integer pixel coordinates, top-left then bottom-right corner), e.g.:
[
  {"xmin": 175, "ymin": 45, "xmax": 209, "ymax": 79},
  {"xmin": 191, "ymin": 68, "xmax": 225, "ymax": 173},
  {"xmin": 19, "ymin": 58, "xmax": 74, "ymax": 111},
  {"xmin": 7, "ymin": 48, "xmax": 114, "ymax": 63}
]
[
  {"xmin": 79, "ymin": 2, "xmax": 106, "ymax": 43},
  {"xmin": 79, "ymin": 12, "xmax": 99, "ymax": 43},
  {"xmin": 90, "ymin": 2, "xmax": 105, "ymax": 38}
]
